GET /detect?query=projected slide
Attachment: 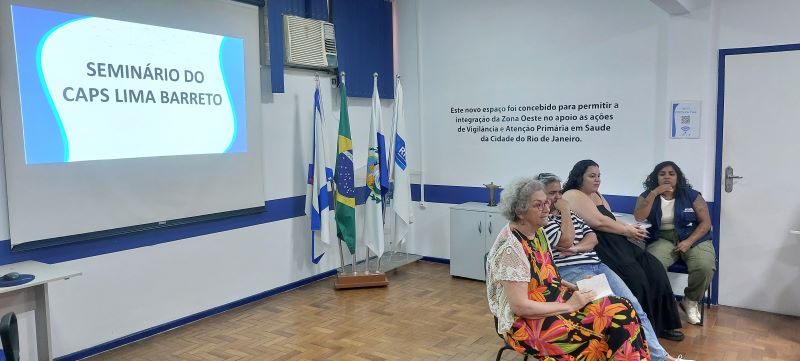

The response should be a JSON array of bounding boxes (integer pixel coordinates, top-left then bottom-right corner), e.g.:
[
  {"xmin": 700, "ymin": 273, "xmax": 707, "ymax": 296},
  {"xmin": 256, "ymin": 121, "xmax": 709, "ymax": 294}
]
[{"xmin": 10, "ymin": 5, "xmax": 247, "ymax": 164}]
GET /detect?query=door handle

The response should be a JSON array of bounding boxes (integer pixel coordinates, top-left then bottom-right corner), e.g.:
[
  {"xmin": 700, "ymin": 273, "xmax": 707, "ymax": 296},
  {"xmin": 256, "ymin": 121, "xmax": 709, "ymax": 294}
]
[
  {"xmin": 478, "ymin": 221, "xmax": 482, "ymax": 234},
  {"xmin": 724, "ymin": 166, "xmax": 743, "ymax": 193},
  {"xmin": 790, "ymin": 230, "xmax": 800, "ymax": 235}
]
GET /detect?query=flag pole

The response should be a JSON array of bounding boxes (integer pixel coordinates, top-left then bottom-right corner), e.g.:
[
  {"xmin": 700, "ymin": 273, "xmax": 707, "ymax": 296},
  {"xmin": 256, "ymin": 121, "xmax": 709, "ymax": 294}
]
[
  {"xmin": 336, "ymin": 70, "xmax": 357, "ymax": 276},
  {"xmin": 316, "ymin": 72, "xmax": 332, "ymax": 267},
  {"xmin": 338, "ymin": 242, "xmax": 346, "ymax": 273},
  {"xmin": 332, "ymin": 173, "xmax": 346, "ymax": 275},
  {"xmin": 380, "ymin": 74, "xmax": 396, "ymax": 271},
  {"xmin": 391, "ymin": 74, "xmax": 401, "ymax": 263},
  {"xmin": 331, "ymin": 160, "xmax": 346, "ymax": 274},
  {"xmin": 379, "ymin": 74, "xmax": 400, "ymax": 274},
  {"xmin": 367, "ymin": 71, "xmax": 379, "ymax": 274},
  {"xmin": 331, "ymin": 71, "xmax": 346, "ymax": 275},
  {"xmin": 334, "ymin": 201, "xmax": 347, "ymax": 274},
  {"xmin": 388, "ymin": 74, "xmax": 400, "ymax": 180}
]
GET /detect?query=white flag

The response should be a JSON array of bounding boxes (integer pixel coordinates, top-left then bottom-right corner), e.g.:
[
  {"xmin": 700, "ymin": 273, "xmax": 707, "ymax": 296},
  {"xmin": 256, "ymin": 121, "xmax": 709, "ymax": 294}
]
[
  {"xmin": 391, "ymin": 78, "xmax": 412, "ymax": 249},
  {"xmin": 304, "ymin": 84, "xmax": 332, "ymax": 264},
  {"xmin": 364, "ymin": 76, "xmax": 389, "ymax": 258}
]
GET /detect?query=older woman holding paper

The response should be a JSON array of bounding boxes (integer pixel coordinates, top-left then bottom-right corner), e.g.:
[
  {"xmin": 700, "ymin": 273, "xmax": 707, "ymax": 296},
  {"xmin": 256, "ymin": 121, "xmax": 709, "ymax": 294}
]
[
  {"xmin": 486, "ymin": 177, "xmax": 650, "ymax": 360},
  {"xmin": 537, "ymin": 172, "xmax": 694, "ymax": 361}
]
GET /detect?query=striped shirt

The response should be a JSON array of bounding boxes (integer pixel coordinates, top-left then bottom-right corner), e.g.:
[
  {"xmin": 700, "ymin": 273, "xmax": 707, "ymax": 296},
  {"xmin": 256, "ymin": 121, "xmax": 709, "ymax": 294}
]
[{"xmin": 544, "ymin": 211, "xmax": 601, "ymax": 267}]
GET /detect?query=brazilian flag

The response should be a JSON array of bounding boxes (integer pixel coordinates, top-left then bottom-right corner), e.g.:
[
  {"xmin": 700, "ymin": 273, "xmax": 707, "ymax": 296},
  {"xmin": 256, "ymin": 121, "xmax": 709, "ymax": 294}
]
[{"xmin": 334, "ymin": 78, "xmax": 356, "ymax": 254}]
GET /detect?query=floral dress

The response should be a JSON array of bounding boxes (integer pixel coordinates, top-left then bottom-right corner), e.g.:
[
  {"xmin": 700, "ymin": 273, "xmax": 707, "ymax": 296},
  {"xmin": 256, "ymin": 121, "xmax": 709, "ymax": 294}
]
[{"xmin": 486, "ymin": 224, "xmax": 650, "ymax": 361}]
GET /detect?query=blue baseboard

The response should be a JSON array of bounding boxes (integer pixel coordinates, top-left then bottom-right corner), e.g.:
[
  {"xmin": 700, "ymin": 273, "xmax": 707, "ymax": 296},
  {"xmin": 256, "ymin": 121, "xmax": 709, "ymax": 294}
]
[
  {"xmin": 421, "ymin": 256, "xmax": 450, "ymax": 264},
  {"xmin": 55, "ymin": 269, "xmax": 338, "ymax": 361}
]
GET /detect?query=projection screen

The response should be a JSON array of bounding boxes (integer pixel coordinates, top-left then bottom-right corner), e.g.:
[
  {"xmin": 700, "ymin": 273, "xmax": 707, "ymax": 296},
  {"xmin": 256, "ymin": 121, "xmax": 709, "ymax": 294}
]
[{"xmin": 0, "ymin": 0, "xmax": 265, "ymax": 249}]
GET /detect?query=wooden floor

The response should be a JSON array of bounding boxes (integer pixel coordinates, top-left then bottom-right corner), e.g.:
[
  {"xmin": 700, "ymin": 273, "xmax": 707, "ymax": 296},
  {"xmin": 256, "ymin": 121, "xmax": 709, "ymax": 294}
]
[{"xmin": 88, "ymin": 261, "xmax": 799, "ymax": 361}]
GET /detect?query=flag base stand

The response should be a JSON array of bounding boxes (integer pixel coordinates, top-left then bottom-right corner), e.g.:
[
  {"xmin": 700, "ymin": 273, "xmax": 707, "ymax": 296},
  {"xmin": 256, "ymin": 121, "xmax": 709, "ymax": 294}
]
[{"xmin": 334, "ymin": 271, "xmax": 389, "ymax": 290}]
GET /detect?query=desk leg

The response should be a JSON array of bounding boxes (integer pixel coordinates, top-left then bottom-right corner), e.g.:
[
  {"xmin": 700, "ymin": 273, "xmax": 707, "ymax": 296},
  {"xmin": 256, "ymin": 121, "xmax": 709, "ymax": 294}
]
[{"xmin": 34, "ymin": 284, "xmax": 53, "ymax": 361}]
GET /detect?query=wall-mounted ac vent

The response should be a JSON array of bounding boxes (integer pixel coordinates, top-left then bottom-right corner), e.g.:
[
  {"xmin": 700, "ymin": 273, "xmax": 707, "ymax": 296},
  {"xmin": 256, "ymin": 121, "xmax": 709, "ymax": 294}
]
[{"xmin": 283, "ymin": 15, "xmax": 337, "ymax": 69}]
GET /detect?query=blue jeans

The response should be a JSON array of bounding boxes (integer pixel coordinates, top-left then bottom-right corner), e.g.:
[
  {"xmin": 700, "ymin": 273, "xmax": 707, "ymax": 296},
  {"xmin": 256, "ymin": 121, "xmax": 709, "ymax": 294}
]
[{"xmin": 559, "ymin": 262, "xmax": 669, "ymax": 361}]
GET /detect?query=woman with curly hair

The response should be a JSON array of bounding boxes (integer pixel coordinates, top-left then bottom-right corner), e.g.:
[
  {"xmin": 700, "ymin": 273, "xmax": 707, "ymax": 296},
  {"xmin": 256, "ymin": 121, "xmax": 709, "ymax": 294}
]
[
  {"xmin": 485, "ymin": 176, "xmax": 650, "ymax": 360},
  {"xmin": 634, "ymin": 161, "xmax": 715, "ymax": 325}
]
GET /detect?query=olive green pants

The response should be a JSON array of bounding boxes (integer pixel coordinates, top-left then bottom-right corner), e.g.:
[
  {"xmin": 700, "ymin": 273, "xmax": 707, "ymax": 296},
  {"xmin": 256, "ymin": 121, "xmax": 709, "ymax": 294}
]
[{"xmin": 646, "ymin": 229, "xmax": 716, "ymax": 301}]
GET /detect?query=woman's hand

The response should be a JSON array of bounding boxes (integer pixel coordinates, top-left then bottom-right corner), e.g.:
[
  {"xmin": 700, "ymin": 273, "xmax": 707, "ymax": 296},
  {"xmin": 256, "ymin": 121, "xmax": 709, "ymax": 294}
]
[
  {"xmin": 626, "ymin": 224, "xmax": 647, "ymax": 240},
  {"xmin": 556, "ymin": 245, "xmax": 578, "ymax": 257},
  {"xmin": 654, "ymin": 183, "xmax": 673, "ymax": 195},
  {"xmin": 675, "ymin": 239, "xmax": 694, "ymax": 253},
  {"xmin": 567, "ymin": 289, "xmax": 596, "ymax": 311},
  {"xmin": 553, "ymin": 198, "xmax": 571, "ymax": 214},
  {"xmin": 562, "ymin": 280, "xmax": 578, "ymax": 291}
]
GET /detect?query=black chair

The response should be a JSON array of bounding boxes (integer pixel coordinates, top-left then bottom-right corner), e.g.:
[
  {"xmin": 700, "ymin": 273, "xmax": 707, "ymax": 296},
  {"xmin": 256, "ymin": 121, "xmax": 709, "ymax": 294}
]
[
  {"xmin": 493, "ymin": 316, "xmax": 528, "ymax": 361},
  {"xmin": 0, "ymin": 312, "xmax": 19, "ymax": 361},
  {"xmin": 668, "ymin": 260, "xmax": 713, "ymax": 325}
]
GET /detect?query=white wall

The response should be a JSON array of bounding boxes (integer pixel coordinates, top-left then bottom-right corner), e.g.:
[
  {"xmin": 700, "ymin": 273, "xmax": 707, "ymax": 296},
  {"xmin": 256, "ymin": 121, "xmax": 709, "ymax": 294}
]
[
  {"xmin": 415, "ymin": 0, "xmax": 665, "ymax": 194},
  {"xmin": 717, "ymin": 0, "xmax": 800, "ymax": 49},
  {"xmin": 399, "ymin": 0, "xmax": 673, "ymax": 262},
  {"xmin": 658, "ymin": 2, "xmax": 717, "ymax": 196}
]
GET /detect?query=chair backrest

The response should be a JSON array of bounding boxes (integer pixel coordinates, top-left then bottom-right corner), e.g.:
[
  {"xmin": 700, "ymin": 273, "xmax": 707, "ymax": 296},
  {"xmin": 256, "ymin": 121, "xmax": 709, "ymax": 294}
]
[
  {"xmin": 493, "ymin": 316, "xmax": 506, "ymax": 340},
  {"xmin": 485, "ymin": 252, "xmax": 505, "ymax": 341},
  {"xmin": 0, "ymin": 312, "xmax": 19, "ymax": 361}
]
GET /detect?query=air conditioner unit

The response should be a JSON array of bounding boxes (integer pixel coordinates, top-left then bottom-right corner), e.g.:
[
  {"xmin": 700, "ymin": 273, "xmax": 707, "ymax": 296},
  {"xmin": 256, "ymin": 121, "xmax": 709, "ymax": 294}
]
[{"xmin": 283, "ymin": 15, "xmax": 337, "ymax": 69}]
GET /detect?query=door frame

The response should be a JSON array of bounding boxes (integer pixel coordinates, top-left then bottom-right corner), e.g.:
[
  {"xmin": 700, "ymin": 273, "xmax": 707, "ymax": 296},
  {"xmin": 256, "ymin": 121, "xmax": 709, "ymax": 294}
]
[{"xmin": 713, "ymin": 42, "xmax": 800, "ymax": 305}]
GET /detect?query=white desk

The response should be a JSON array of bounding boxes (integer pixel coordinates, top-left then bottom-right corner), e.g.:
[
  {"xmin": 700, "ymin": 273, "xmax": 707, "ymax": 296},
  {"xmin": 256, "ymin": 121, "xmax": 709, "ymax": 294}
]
[{"xmin": 0, "ymin": 261, "xmax": 81, "ymax": 361}]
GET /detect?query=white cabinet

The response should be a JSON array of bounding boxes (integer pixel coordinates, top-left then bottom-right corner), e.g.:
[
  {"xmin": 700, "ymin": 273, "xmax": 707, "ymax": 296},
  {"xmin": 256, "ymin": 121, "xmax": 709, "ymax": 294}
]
[{"xmin": 450, "ymin": 202, "xmax": 505, "ymax": 281}]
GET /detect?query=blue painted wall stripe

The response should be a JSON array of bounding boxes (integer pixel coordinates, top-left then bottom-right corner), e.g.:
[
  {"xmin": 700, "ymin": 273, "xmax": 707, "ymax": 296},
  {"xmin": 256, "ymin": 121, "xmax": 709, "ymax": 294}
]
[
  {"xmin": 0, "ymin": 195, "xmax": 305, "ymax": 265},
  {"xmin": 0, "ymin": 184, "xmax": 711, "ymax": 266},
  {"xmin": 414, "ymin": 184, "xmax": 649, "ymax": 214}
]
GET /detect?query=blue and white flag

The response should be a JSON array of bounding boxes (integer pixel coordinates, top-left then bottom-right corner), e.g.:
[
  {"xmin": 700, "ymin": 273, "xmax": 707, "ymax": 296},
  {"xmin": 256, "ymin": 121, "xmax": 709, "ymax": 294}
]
[
  {"xmin": 391, "ymin": 78, "xmax": 412, "ymax": 249},
  {"xmin": 364, "ymin": 75, "xmax": 389, "ymax": 258},
  {"xmin": 305, "ymin": 84, "xmax": 333, "ymax": 264}
]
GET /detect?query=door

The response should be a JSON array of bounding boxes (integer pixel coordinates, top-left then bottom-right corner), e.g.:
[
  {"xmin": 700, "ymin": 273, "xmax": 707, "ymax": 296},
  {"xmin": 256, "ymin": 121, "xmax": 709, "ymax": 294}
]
[{"xmin": 718, "ymin": 48, "xmax": 800, "ymax": 316}]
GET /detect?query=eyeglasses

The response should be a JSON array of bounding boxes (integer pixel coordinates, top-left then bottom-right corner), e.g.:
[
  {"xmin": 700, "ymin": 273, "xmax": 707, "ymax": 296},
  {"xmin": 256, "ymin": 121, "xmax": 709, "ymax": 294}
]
[{"xmin": 530, "ymin": 200, "xmax": 550, "ymax": 211}]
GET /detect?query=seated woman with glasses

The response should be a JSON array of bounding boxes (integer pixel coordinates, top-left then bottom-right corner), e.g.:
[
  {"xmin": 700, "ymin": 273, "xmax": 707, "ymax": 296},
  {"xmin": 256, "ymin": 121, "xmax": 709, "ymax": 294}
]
[
  {"xmin": 486, "ymin": 177, "xmax": 650, "ymax": 360},
  {"xmin": 634, "ymin": 161, "xmax": 715, "ymax": 326}
]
